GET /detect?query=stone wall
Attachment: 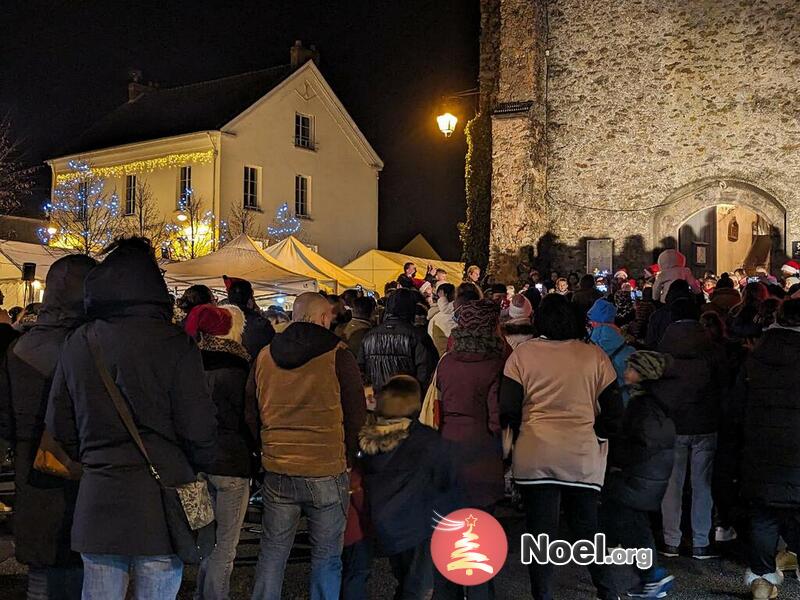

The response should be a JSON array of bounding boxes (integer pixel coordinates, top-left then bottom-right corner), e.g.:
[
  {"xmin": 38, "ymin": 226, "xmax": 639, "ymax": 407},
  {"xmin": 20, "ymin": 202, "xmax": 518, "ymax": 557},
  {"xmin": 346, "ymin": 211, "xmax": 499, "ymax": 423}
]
[{"xmin": 544, "ymin": 0, "xmax": 800, "ymax": 273}]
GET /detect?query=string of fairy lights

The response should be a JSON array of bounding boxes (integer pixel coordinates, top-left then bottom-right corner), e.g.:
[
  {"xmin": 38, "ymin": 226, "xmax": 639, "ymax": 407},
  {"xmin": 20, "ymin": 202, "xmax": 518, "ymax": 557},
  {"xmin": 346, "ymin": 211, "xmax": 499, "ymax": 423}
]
[
  {"xmin": 267, "ymin": 202, "xmax": 302, "ymax": 238},
  {"xmin": 54, "ymin": 151, "xmax": 215, "ymax": 184}
]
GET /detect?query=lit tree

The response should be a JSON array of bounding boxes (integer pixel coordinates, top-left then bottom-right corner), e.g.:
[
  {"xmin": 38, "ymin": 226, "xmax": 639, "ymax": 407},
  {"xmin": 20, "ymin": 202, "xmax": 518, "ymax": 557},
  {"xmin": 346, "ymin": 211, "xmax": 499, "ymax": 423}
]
[
  {"xmin": 38, "ymin": 160, "xmax": 124, "ymax": 255},
  {"xmin": 120, "ymin": 179, "xmax": 168, "ymax": 252},
  {"xmin": 0, "ymin": 116, "xmax": 37, "ymax": 213},
  {"xmin": 165, "ymin": 189, "xmax": 217, "ymax": 260},
  {"xmin": 267, "ymin": 202, "xmax": 302, "ymax": 243}
]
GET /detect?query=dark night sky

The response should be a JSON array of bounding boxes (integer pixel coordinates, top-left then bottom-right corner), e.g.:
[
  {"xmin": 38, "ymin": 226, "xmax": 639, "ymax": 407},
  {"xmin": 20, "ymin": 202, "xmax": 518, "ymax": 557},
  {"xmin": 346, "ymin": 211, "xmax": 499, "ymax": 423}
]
[{"xmin": 0, "ymin": 0, "xmax": 479, "ymax": 260}]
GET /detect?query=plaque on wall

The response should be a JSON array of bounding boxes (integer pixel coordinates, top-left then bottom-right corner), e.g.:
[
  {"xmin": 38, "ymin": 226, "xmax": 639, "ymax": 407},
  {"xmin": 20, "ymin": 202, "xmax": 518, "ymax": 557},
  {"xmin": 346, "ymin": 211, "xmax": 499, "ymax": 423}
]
[
  {"xmin": 792, "ymin": 241, "xmax": 800, "ymax": 260},
  {"xmin": 586, "ymin": 239, "xmax": 613, "ymax": 275},
  {"xmin": 693, "ymin": 241, "xmax": 709, "ymax": 267}
]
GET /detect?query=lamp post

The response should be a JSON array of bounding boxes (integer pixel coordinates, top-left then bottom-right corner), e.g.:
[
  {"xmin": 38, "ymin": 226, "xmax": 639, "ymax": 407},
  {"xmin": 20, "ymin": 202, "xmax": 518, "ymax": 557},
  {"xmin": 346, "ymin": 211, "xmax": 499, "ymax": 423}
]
[{"xmin": 435, "ymin": 87, "xmax": 479, "ymax": 138}]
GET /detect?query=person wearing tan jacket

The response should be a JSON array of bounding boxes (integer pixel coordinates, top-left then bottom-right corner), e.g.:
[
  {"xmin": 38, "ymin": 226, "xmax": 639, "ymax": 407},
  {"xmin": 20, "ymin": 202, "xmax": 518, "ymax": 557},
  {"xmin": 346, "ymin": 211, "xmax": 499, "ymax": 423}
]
[{"xmin": 247, "ymin": 292, "xmax": 366, "ymax": 600}]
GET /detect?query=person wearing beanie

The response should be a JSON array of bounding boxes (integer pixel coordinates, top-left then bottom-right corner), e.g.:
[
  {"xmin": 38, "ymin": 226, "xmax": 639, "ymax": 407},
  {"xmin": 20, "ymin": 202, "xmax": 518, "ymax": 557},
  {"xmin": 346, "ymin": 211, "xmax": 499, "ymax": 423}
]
[
  {"xmin": 359, "ymin": 376, "xmax": 455, "ymax": 600},
  {"xmin": 190, "ymin": 303, "xmax": 252, "ymax": 600},
  {"xmin": 656, "ymin": 296, "xmax": 727, "ymax": 561},
  {"xmin": 45, "ymin": 238, "xmax": 217, "ymax": 598},
  {"xmin": 588, "ymin": 299, "xmax": 635, "ymax": 405},
  {"xmin": 2, "ymin": 254, "xmax": 97, "ymax": 599},
  {"xmin": 652, "ymin": 249, "xmax": 701, "ymax": 304},
  {"xmin": 502, "ymin": 293, "xmax": 536, "ymax": 349},
  {"xmin": 359, "ymin": 288, "xmax": 438, "ymax": 392},
  {"xmin": 702, "ymin": 273, "xmax": 741, "ymax": 319},
  {"xmin": 224, "ymin": 275, "xmax": 275, "ymax": 360},
  {"xmin": 602, "ymin": 351, "xmax": 676, "ymax": 599}
]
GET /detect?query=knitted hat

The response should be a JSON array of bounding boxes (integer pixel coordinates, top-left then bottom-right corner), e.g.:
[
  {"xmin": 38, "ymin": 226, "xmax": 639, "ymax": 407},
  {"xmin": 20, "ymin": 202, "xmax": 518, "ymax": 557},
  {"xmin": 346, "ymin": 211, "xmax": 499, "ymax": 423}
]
[
  {"xmin": 587, "ymin": 298, "xmax": 616, "ymax": 324},
  {"xmin": 456, "ymin": 299, "xmax": 501, "ymax": 330},
  {"xmin": 626, "ymin": 351, "xmax": 672, "ymax": 381},
  {"xmin": 508, "ymin": 294, "xmax": 533, "ymax": 320},
  {"xmin": 376, "ymin": 375, "xmax": 421, "ymax": 418},
  {"xmin": 185, "ymin": 303, "xmax": 232, "ymax": 338},
  {"xmin": 419, "ymin": 281, "xmax": 433, "ymax": 296}
]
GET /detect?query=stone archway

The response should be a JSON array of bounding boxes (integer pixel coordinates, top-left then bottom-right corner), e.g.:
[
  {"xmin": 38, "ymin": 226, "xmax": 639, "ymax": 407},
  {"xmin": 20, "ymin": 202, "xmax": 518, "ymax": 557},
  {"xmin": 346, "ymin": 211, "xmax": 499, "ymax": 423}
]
[{"xmin": 653, "ymin": 178, "xmax": 786, "ymax": 253}]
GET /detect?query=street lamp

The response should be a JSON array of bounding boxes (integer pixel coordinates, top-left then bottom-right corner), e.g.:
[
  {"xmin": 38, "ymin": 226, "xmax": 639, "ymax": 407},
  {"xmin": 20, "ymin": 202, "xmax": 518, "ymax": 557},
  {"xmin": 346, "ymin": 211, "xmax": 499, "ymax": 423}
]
[
  {"xmin": 434, "ymin": 88, "xmax": 479, "ymax": 138},
  {"xmin": 436, "ymin": 112, "xmax": 458, "ymax": 137}
]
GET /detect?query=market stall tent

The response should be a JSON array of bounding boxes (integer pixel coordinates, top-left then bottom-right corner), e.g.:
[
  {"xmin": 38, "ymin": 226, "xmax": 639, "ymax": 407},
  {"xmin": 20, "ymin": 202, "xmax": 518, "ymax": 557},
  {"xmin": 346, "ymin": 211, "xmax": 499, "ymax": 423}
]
[
  {"xmin": 263, "ymin": 236, "xmax": 375, "ymax": 293},
  {"xmin": 162, "ymin": 234, "xmax": 317, "ymax": 301},
  {"xmin": 0, "ymin": 240, "xmax": 75, "ymax": 308},
  {"xmin": 399, "ymin": 234, "xmax": 443, "ymax": 261},
  {"xmin": 344, "ymin": 249, "xmax": 464, "ymax": 293}
]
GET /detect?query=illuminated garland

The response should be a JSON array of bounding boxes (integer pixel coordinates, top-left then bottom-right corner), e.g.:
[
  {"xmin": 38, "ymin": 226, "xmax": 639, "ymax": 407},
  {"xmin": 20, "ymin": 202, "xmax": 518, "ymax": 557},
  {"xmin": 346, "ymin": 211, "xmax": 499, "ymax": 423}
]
[
  {"xmin": 267, "ymin": 202, "xmax": 302, "ymax": 239},
  {"xmin": 55, "ymin": 150, "xmax": 214, "ymax": 183}
]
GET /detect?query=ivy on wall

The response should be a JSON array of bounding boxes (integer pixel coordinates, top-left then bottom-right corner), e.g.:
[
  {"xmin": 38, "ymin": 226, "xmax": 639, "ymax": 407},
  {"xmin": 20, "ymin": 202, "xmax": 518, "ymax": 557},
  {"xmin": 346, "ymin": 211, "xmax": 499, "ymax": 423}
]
[{"xmin": 458, "ymin": 112, "xmax": 492, "ymax": 271}]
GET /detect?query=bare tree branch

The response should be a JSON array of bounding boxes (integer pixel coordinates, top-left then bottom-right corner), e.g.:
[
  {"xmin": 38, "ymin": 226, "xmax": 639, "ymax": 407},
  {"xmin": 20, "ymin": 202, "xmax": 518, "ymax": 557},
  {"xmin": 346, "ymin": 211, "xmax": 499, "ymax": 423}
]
[
  {"xmin": 165, "ymin": 190, "xmax": 216, "ymax": 259},
  {"xmin": 120, "ymin": 179, "xmax": 168, "ymax": 252},
  {"xmin": 0, "ymin": 116, "xmax": 37, "ymax": 213}
]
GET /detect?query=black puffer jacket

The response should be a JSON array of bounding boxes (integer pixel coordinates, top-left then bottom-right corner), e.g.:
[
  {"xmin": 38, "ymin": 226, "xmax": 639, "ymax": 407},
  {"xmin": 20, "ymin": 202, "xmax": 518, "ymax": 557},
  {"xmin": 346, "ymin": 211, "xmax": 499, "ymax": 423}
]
[
  {"xmin": 735, "ymin": 327, "xmax": 800, "ymax": 508},
  {"xmin": 654, "ymin": 320, "xmax": 726, "ymax": 435},
  {"xmin": 46, "ymin": 240, "xmax": 217, "ymax": 556},
  {"xmin": 357, "ymin": 290, "xmax": 438, "ymax": 392},
  {"xmin": 237, "ymin": 305, "xmax": 275, "ymax": 361},
  {"xmin": 604, "ymin": 386, "xmax": 676, "ymax": 512},
  {"xmin": 199, "ymin": 335, "xmax": 254, "ymax": 478},
  {"xmin": 0, "ymin": 255, "xmax": 95, "ymax": 567}
]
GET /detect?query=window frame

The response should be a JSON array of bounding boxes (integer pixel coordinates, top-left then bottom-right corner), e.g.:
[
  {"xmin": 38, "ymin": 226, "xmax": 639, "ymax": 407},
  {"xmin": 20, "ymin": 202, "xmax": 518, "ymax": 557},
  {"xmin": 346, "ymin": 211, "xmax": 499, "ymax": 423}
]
[
  {"xmin": 124, "ymin": 174, "xmax": 137, "ymax": 216},
  {"xmin": 178, "ymin": 165, "xmax": 192, "ymax": 208},
  {"xmin": 294, "ymin": 113, "xmax": 314, "ymax": 150},
  {"xmin": 294, "ymin": 174, "xmax": 310, "ymax": 218},
  {"xmin": 243, "ymin": 165, "xmax": 260, "ymax": 210}
]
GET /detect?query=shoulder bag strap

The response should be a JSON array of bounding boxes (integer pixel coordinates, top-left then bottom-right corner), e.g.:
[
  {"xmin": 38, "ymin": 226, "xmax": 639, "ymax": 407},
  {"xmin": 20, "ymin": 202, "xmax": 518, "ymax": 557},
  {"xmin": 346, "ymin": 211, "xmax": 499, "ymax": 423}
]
[{"xmin": 86, "ymin": 325, "xmax": 163, "ymax": 483}]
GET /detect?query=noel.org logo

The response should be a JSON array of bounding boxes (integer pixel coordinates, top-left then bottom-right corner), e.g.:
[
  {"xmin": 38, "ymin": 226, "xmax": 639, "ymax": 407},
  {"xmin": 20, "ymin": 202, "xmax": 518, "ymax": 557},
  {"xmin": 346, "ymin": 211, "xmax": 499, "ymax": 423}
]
[{"xmin": 430, "ymin": 509, "xmax": 508, "ymax": 586}]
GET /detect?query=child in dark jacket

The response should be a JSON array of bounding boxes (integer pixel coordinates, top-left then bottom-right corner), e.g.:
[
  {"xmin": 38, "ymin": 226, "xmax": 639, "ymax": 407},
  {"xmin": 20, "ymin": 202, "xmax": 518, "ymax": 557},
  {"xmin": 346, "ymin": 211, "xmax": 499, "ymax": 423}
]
[
  {"xmin": 359, "ymin": 375, "xmax": 455, "ymax": 599},
  {"xmin": 602, "ymin": 351, "xmax": 677, "ymax": 599}
]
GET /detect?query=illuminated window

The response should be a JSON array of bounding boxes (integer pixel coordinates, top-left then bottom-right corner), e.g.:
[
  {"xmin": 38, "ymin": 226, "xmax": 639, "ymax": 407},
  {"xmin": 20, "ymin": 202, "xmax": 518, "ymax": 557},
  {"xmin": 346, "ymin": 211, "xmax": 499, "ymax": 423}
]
[
  {"xmin": 295, "ymin": 175, "xmax": 309, "ymax": 217},
  {"xmin": 243, "ymin": 166, "xmax": 259, "ymax": 209},
  {"xmin": 178, "ymin": 166, "xmax": 192, "ymax": 207},
  {"xmin": 294, "ymin": 113, "xmax": 314, "ymax": 149},
  {"xmin": 125, "ymin": 175, "xmax": 136, "ymax": 215}
]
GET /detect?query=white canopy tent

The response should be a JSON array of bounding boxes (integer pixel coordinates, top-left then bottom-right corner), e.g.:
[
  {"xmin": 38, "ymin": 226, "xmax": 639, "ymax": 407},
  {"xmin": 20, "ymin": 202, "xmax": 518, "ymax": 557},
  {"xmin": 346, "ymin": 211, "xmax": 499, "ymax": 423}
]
[
  {"xmin": 162, "ymin": 234, "xmax": 317, "ymax": 302},
  {"xmin": 263, "ymin": 236, "xmax": 375, "ymax": 293},
  {"xmin": 0, "ymin": 240, "xmax": 75, "ymax": 308}
]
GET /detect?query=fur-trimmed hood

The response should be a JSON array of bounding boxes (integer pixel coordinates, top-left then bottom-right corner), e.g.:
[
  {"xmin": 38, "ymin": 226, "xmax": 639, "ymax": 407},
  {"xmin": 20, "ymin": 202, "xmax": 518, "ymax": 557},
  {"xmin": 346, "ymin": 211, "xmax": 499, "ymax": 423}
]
[
  {"xmin": 359, "ymin": 417, "xmax": 412, "ymax": 455},
  {"xmin": 502, "ymin": 318, "xmax": 536, "ymax": 337}
]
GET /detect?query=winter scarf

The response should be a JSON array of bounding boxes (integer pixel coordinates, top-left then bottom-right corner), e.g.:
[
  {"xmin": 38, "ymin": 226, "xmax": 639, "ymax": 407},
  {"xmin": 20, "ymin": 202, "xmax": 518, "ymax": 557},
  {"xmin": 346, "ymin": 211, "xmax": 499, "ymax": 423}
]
[{"xmin": 196, "ymin": 332, "xmax": 251, "ymax": 363}]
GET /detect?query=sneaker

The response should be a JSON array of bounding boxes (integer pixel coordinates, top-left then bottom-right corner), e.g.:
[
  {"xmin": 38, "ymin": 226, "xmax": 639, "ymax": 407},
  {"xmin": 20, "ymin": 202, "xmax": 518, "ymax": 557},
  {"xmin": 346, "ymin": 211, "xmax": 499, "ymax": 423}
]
[
  {"xmin": 659, "ymin": 544, "xmax": 680, "ymax": 558},
  {"xmin": 750, "ymin": 577, "xmax": 778, "ymax": 599},
  {"xmin": 691, "ymin": 546, "xmax": 719, "ymax": 560},
  {"xmin": 715, "ymin": 525, "xmax": 737, "ymax": 542},
  {"xmin": 627, "ymin": 568, "xmax": 675, "ymax": 598}
]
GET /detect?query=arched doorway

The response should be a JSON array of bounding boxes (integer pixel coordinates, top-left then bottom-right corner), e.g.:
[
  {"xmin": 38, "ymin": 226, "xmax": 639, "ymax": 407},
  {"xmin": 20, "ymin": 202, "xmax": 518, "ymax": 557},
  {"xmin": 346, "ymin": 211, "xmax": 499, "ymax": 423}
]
[{"xmin": 653, "ymin": 179, "xmax": 786, "ymax": 277}]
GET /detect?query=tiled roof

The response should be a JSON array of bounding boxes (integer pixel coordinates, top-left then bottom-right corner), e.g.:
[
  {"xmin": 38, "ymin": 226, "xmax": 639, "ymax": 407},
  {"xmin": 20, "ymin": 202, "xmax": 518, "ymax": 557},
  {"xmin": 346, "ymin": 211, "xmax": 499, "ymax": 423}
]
[{"xmin": 59, "ymin": 64, "xmax": 294, "ymax": 156}]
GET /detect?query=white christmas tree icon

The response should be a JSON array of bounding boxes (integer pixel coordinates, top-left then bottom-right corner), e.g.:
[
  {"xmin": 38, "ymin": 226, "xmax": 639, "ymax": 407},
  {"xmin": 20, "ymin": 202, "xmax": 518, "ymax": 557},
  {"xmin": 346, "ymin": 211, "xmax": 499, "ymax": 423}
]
[{"xmin": 446, "ymin": 514, "xmax": 494, "ymax": 576}]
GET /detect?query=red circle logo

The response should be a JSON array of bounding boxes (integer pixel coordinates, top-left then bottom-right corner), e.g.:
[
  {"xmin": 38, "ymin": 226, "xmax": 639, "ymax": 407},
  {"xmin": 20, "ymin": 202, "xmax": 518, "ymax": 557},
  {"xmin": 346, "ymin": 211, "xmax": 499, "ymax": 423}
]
[{"xmin": 431, "ymin": 508, "xmax": 508, "ymax": 586}]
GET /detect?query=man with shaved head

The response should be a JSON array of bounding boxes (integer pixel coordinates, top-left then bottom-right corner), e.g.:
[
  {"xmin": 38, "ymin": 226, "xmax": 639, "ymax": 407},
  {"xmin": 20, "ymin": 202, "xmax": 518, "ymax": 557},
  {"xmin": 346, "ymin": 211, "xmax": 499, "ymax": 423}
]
[{"xmin": 247, "ymin": 292, "xmax": 366, "ymax": 599}]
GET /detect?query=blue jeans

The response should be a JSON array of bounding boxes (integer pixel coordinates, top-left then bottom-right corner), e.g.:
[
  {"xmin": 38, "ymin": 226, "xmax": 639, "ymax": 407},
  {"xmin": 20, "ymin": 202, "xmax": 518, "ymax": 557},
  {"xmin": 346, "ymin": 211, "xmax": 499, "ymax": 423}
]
[
  {"xmin": 81, "ymin": 553, "xmax": 182, "ymax": 600},
  {"xmin": 661, "ymin": 433, "xmax": 717, "ymax": 548},
  {"xmin": 251, "ymin": 471, "xmax": 349, "ymax": 600},
  {"xmin": 194, "ymin": 475, "xmax": 250, "ymax": 600}
]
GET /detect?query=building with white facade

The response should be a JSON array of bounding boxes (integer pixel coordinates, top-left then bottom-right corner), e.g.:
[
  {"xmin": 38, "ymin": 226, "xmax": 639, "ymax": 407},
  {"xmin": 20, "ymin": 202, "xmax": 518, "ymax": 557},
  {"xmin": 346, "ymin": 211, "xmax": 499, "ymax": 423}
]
[{"xmin": 46, "ymin": 43, "xmax": 383, "ymax": 264}]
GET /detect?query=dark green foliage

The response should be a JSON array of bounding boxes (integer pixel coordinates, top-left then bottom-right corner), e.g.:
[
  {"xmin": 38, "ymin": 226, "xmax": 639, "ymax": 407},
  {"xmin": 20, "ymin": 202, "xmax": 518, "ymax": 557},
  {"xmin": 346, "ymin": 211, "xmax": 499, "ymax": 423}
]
[{"xmin": 458, "ymin": 112, "xmax": 492, "ymax": 271}]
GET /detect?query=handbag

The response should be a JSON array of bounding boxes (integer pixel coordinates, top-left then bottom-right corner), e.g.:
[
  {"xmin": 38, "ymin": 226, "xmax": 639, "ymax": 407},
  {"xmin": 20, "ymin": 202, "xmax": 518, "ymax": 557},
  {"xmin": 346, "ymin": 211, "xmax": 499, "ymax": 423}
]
[
  {"xmin": 86, "ymin": 327, "xmax": 215, "ymax": 564},
  {"xmin": 33, "ymin": 429, "xmax": 83, "ymax": 480}
]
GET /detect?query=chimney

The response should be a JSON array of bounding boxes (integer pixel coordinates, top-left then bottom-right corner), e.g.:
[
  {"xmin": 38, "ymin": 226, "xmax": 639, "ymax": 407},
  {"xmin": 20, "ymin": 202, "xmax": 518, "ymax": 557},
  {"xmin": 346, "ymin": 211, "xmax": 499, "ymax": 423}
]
[
  {"xmin": 290, "ymin": 40, "xmax": 321, "ymax": 70},
  {"xmin": 127, "ymin": 68, "xmax": 156, "ymax": 102}
]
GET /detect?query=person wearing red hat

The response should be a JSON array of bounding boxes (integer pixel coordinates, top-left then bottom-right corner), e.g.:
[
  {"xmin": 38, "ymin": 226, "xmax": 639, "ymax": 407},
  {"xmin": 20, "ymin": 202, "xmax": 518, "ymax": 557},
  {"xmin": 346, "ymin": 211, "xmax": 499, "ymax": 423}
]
[{"xmin": 188, "ymin": 303, "xmax": 252, "ymax": 600}]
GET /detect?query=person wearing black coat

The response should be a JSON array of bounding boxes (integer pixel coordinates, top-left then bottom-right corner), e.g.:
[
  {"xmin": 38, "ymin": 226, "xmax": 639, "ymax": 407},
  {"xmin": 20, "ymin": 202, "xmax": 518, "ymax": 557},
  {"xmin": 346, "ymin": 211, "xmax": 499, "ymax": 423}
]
[
  {"xmin": 0, "ymin": 255, "xmax": 96, "ymax": 600},
  {"xmin": 654, "ymin": 298, "xmax": 727, "ymax": 559},
  {"xmin": 184, "ymin": 302, "xmax": 254, "ymax": 600},
  {"xmin": 725, "ymin": 299, "xmax": 800, "ymax": 598},
  {"xmin": 358, "ymin": 376, "xmax": 456, "ymax": 598},
  {"xmin": 602, "ymin": 351, "xmax": 676, "ymax": 598},
  {"xmin": 644, "ymin": 279, "xmax": 693, "ymax": 348},
  {"xmin": 571, "ymin": 274, "xmax": 602, "ymax": 317},
  {"xmin": 45, "ymin": 238, "xmax": 217, "ymax": 599},
  {"xmin": 224, "ymin": 275, "xmax": 275, "ymax": 360},
  {"xmin": 357, "ymin": 288, "xmax": 438, "ymax": 393}
]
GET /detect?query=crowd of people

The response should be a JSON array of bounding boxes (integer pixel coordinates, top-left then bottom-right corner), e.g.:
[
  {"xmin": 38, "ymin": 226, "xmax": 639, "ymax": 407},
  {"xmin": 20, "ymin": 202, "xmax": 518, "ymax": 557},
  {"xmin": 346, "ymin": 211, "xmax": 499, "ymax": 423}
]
[{"xmin": 1, "ymin": 237, "xmax": 800, "ymax": 600}]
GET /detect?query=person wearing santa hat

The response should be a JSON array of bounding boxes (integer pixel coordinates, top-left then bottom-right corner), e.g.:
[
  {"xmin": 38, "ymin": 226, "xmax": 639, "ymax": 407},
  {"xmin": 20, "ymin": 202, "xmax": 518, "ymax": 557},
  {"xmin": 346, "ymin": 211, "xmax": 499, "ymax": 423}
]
[
  {"xmin": 185, "ymin": 303, "xmax": 254, "ymax": 600},
  {"xmin": 781, "ymin": 260, "xmax": 800, "ymax": 283},
  {"xmin": 502, "ymin": 294, "xmax": 536, "ymax": 349}
]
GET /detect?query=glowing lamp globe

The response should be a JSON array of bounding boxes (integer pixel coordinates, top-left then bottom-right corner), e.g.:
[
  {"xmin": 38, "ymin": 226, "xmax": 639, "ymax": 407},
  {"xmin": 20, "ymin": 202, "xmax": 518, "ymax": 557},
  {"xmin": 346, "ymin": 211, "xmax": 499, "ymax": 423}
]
[
  {"xmin": 437, "ymin": 112, "xmax": 458, "ymax": 137},
  {"xmin": 176, "ymin": 213, "xmax": 188, "ymax": 222},
  {"xmin": 46, "ymin": 226, "xmax": 57, "ymax": 235}
]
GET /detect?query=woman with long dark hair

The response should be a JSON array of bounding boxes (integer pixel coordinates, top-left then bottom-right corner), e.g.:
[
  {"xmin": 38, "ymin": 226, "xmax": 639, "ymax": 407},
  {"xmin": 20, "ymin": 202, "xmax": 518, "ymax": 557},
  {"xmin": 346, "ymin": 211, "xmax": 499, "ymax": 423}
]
[{"xmin": 500, "ymin": 294, "xmax": 621, "ymax": 600}]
